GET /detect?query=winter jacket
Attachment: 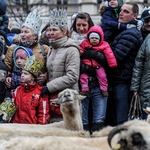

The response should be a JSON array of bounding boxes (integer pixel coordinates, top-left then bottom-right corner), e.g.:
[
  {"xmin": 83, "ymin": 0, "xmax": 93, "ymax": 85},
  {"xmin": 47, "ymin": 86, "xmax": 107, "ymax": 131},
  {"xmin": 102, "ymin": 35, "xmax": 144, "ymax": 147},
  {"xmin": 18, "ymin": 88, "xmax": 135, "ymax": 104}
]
[
  {"xmin": 46, "ymin": 36, "xmax": 80, "ymax": 93},
  {"xmin": 100, "ymin": 6, "xmax": 127, "ymax": 43},
  {"xmin": 0, "ymin": 0, "xmax": 6, "ymax": 15},
  {"xmin": 108, "ymin": 26, "xmax": 143, "ymax": 84},
  {"xmin": 11, "ymin": 67, "xmax": 22, "ymax": 90},
  {"xmin": 0, "ymin": 15, "xmax": 9, "ymax": 33},
  {"xmin": 80, "ymin": 26, "xmax": 117, "ymax": 68},
  {"xmin": 0, "ymin": 0, "xmax": 9, "ymax": 33},
  {"xmin": 131, "ymin": 34, "xmax": 150, "ymax": 108},
  {"xmin": 4, "ymin": 43, "xmax": 49, "ymax": 72},
  {"xmin": 46, "ymin": 36, "xmax": 80, "ymax": 116},
  {"xmin": 12, "ymin": 83, "xmax": 50, "ymax": 124}
]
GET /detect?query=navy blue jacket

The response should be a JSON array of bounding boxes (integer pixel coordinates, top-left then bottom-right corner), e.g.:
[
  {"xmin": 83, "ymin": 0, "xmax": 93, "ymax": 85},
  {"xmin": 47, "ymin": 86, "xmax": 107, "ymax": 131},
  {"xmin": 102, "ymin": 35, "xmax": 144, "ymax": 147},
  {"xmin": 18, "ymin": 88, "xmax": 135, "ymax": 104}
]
[
  {"xmin": 108, "ymin": 27, "xmax": 143, "ymax": 84},
  {"xmin": 100, "ymin": 6, "xmax": 127, "ymax": 43},
  {"xmin": 0, "ymin": 0, "xmax": 9, "ymax": 33}
]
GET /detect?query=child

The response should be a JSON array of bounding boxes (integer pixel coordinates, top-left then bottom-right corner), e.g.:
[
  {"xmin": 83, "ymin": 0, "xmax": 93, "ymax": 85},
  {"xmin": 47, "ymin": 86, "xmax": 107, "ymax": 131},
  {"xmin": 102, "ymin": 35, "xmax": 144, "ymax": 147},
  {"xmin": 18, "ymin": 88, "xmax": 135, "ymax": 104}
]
[
  {"xmin": 0, "ymin": 39, "xmax": 7, "ymax": 103},
  {"xmin": 12, "ymin": 56, "xmax": 50, "ymax": 124},
  {"xmin": 100, "ymin": 0, "xmax": 142, "ymax": 43},
  {"xmin": 5, "ymin": 46, "xmax": 34, "ymax": 98},
  {"xmin": 80, "ymin": 25, "xmax": 117, "ymax": 96}
]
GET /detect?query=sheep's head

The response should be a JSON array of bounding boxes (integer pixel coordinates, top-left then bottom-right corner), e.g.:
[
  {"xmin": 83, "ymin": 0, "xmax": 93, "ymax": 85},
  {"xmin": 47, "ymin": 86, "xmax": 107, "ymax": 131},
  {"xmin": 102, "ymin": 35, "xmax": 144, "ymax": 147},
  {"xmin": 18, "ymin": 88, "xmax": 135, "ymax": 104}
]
[
  {"xmin": 51, "ymin": 89, "xmax": 85, "ymax": 115},
  {"xmin": 108, "ymin": 121, "xmax": 150, "ymax": 150}
]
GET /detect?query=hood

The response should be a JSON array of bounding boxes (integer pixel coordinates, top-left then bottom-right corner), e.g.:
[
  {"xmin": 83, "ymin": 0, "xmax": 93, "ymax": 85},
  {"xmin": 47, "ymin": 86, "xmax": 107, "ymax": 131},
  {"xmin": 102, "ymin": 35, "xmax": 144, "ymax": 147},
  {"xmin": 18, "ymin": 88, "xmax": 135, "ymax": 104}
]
[{"xmin": 86, "ymin": 25, "xmax": 104, "ymax": 44}]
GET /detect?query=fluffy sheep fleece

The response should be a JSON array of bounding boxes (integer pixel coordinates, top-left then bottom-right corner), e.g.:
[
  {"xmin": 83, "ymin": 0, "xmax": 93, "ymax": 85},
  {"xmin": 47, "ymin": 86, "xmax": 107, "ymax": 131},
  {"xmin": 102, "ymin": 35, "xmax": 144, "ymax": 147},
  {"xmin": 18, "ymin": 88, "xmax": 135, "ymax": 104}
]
[{"xmin": 1, "ymin": 89, "xmax": 150, "ymax": 150}]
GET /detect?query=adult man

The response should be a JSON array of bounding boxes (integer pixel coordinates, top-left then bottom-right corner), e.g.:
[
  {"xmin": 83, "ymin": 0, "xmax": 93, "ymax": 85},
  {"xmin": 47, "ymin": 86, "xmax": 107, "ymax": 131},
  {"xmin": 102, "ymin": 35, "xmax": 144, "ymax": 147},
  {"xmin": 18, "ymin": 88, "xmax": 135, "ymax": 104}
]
[
  {"xmin": 141, "ymin": 7, "xmax": 150, "ymax": 40},
  {"xmin": 106, "ymin": 2, "xmax": 143, "ymax": 125}
]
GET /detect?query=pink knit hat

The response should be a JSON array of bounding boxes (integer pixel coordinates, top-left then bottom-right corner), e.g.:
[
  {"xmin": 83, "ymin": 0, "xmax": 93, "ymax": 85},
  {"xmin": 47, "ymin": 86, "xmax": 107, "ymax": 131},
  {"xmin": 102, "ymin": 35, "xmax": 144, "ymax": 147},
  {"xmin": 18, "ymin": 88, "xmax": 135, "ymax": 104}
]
[{"xmin": 15, "ymin": 49, "xmax": 28, "ymax": 60}]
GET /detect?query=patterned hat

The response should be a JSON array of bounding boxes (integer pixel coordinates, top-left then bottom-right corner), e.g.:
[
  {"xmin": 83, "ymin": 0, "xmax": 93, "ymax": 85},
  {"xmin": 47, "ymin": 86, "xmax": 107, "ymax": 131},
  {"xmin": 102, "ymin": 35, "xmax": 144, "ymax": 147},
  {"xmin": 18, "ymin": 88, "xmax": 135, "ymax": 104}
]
[
  {"xmin": 13, "ymin": 46, "xmax": 34, "ymax": 68},
  {"xmin": 50, "ymin": 8, "xmax": 68, "ymax": 30},
  {"xmin": 22, "ymin": 12, "xmax": 42, "ymax": 34},
  {"xmin": 23, "ymin": 56, "xmax": 44, "ymax": 78}
]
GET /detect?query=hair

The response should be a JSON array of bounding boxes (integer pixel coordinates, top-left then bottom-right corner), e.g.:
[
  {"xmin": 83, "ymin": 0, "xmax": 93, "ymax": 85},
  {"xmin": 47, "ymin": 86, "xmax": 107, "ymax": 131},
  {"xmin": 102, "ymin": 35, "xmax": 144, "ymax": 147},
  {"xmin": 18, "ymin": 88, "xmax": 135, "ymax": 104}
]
[
  {"xmin": 125, "ymin": 2, "xmax": 139, "ymax": 14},
  {"xmin": 70, "ymin": 12, "xmax": 94, "ymax": 32}
]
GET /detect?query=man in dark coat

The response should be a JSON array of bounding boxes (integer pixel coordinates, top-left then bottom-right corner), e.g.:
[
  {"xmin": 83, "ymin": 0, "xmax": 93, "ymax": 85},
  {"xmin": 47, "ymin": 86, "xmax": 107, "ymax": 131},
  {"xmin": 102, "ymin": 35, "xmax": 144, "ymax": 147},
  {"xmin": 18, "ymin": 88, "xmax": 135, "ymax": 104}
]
[
  {"xmin": 106, "ymin": 2, "xmax": 143, "ymax": 126},
  {"xmin": 141, "ymin": 7, "xmax": 150, "ymax": 40}
]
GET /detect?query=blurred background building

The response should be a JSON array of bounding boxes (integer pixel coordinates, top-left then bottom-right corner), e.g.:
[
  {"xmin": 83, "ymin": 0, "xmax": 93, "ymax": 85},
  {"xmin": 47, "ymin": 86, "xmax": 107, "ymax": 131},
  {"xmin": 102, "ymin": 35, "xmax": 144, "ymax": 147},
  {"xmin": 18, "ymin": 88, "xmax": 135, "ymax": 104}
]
[{"xmin": 5, "ymin": 0, "xmax": 150, "ymax": 31}]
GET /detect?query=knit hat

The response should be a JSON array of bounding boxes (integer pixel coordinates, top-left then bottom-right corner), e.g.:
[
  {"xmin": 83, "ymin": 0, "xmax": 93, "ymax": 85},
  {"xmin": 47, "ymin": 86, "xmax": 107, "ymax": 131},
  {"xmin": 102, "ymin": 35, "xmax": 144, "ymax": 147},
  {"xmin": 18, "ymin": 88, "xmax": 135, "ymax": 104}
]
[
  {"xmin": 89, "ymin": 32, "xmax": 100, "ymax": 39},
  {"xmin": 15, "ymin": 49, "xmax": 28, "ymax": 60},
  {"xmin": 141, "ymin": 7, "xmax": 150, "ymax": 20},
  {"xmin": 22, "ymin": 12, "xmax": 42, "ymax": 34},
  {"xmin": 13, "ymin": 46, "xmax": 34, "ymax": 68}
]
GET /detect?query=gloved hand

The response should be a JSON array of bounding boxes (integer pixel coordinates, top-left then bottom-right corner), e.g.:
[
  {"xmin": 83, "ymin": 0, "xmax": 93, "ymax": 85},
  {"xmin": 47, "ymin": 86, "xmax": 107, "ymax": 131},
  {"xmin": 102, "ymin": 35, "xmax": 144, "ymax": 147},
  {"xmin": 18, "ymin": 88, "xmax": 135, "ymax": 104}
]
[
  {"xmin": 136, "ymin": 20, "xmax": 143, "ymax": 30},
  {"xmin": 127, "ymin": 24, "xmax": 136, "ymax": 29},
  {"xmin": 40, "ymin": 86, "xmax": 49, "ymax": 97}
]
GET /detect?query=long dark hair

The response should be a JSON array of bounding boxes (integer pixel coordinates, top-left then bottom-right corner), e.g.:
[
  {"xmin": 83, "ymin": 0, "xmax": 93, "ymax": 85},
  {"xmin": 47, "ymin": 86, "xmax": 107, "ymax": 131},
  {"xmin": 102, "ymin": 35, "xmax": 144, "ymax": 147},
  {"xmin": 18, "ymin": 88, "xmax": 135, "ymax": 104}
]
[{"xmin": 70, "ymin": 12, "xmax": 94, "ymax": 32}]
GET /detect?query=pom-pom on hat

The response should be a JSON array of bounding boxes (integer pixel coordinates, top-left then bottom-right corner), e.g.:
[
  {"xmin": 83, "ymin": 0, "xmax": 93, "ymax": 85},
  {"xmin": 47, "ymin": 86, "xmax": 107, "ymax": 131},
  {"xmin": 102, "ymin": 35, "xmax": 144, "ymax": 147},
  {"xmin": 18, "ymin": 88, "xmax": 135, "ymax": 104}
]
[
  {"xmin": 23, "ymin": 56, "xmax": 44, "ymax": 78},
  {"xmin": 13, "ymin": 46, "xmax": 34, "ymax": 68},
  {"xmin": 89, "ymin": 32, "xmax": 100, "ymax": 39},
  {"xmin": 22, "ymin": 12, "xmax": 42, "ymax": 34}
]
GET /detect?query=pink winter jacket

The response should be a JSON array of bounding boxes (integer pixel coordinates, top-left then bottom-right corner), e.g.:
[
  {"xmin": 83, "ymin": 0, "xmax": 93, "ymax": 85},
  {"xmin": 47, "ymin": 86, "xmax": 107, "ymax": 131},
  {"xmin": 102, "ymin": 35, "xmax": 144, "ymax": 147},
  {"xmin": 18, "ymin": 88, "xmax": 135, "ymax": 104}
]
[{"xmin": 80, "ymin": 25, "xmax": 117, "ymax": 68}]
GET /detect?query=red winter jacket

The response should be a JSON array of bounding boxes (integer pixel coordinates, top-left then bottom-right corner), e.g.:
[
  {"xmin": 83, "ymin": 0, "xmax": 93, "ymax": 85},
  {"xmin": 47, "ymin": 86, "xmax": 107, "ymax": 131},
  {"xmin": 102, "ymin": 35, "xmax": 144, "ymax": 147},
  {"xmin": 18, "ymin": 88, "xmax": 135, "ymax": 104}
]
[
  {"xmin": 80, "ymin": 25, "xmax": 117, "ymax": 68},
  {"xmin": 12, "ymin": 83, "xmax": 50, "ymax": 124}
]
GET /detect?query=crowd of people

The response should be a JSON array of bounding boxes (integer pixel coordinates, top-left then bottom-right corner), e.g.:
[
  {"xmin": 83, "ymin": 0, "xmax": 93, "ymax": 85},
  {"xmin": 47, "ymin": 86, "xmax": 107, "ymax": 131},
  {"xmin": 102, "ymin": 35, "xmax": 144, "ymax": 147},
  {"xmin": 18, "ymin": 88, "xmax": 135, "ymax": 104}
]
[{"xmin": 0, "ymin": 0, "xmax": 150, "ymax": 134}]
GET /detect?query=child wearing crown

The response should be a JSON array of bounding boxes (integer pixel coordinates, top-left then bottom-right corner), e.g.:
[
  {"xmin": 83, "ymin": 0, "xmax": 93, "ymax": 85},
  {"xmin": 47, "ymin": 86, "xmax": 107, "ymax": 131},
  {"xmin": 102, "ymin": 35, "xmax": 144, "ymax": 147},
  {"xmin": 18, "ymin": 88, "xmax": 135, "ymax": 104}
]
[{"xmin": 12, "ymin": 56, "xmax": 50, "ymax": 124}]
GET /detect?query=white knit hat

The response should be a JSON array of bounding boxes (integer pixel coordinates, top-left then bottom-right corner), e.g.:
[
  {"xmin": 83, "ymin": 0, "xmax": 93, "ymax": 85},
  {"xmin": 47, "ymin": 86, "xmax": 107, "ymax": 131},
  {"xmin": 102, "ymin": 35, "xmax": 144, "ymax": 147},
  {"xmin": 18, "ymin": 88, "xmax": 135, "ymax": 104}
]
[{"xmin": 89, "ymin": 32, "xmax": 100, "ymax": 39}]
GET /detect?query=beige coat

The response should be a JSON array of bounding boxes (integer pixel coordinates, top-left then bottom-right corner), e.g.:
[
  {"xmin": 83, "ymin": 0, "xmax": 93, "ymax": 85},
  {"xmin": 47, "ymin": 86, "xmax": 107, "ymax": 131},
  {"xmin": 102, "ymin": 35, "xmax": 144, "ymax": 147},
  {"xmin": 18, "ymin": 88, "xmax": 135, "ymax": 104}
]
[
  {"xmin": 46, "ymin": 36, "xmax": 80, "ymax": 93},
  {"xmin": 4, "ymin": 43, "xmax": 49, "ymax": 72}
]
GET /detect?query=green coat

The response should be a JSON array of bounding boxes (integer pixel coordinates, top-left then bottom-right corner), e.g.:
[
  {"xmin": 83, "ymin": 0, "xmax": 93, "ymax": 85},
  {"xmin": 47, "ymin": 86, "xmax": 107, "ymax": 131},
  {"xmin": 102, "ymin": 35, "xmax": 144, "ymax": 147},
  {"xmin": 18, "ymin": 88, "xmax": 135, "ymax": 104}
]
[{"xmin": 131, "ymin": 34, "xmax": 150, "ymax": 107}]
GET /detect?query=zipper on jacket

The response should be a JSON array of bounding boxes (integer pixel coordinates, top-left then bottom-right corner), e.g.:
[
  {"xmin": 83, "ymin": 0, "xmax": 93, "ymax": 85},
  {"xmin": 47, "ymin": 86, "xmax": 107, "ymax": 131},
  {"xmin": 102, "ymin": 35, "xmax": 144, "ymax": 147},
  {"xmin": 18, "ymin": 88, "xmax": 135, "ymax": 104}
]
[{"xmin": 31, "ymin": 94, "xmax": 34, "ymax": 105}]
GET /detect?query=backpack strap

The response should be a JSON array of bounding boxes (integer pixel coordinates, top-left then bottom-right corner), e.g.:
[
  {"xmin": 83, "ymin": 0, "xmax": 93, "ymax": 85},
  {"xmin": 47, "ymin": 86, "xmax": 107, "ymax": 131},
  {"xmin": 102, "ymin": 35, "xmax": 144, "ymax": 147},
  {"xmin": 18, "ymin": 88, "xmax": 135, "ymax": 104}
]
[{"xmin": 40, "ymin": 44, "xmax": 46, "ymax": 60}]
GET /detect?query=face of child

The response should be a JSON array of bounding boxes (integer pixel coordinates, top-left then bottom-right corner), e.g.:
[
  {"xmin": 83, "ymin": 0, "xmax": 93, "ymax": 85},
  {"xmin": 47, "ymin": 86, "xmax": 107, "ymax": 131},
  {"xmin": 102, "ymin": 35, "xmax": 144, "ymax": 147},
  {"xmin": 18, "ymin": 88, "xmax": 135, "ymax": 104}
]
[
  {"xmin": 16, "ymin": 56, "xmax": 26, "ymax": 68},
  {"xmin": 21, "ymin": 70, "xmax": 35, "ymax": 84},
  {"xmin": 109, "ymin": 0, "xmax": 118, "ymax": 7},
  {"xmin": 89, "ymin": 37, "xmax": 100, "ymax": 46}
]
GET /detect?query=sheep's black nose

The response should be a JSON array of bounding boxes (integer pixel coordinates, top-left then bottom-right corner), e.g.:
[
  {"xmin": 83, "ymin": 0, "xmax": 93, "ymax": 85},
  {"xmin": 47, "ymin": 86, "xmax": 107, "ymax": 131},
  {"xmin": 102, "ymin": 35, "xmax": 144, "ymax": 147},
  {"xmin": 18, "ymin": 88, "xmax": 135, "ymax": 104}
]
[{"xmin": 64, "ymin": 91, "xmax": 71, "ymax": 98}]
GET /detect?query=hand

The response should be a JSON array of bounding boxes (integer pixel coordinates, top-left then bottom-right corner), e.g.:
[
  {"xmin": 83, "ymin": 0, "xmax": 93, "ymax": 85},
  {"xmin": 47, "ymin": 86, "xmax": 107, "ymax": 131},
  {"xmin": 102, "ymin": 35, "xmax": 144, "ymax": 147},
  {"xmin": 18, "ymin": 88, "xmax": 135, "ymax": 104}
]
[
  {"xmin": 40, "ymin": 86, "xmax": 49, "ymax": 98},
  {"xmin": 5, "ymin": 77, "xmax": 12, "ymax": 88},
  {"xmin": 36, "ymin": 73, "xmax": 47, "ymax": 86},
  {"xmin": 133, "ymin": 91, "xmax": 138, "ymax": 96},
  {"xmin": 136, "ymin": 20, "xmax": 143, "ymax": 30},
  {"xmin": 127, "ymin": 24, "xmax": 136, "ymax": 29}
]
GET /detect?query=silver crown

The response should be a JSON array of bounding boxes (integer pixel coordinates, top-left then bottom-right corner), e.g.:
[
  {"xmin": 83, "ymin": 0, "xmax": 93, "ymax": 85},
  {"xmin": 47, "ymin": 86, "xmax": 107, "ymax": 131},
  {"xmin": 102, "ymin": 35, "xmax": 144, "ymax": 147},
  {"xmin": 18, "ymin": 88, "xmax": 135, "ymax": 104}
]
[
  {"xmin": 22, "ymin": 12, "xmax": 42, "ymax": 34},
  {"xmin": 49, "ymin": 8, "xmax": 68, "ymax": 27}
]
